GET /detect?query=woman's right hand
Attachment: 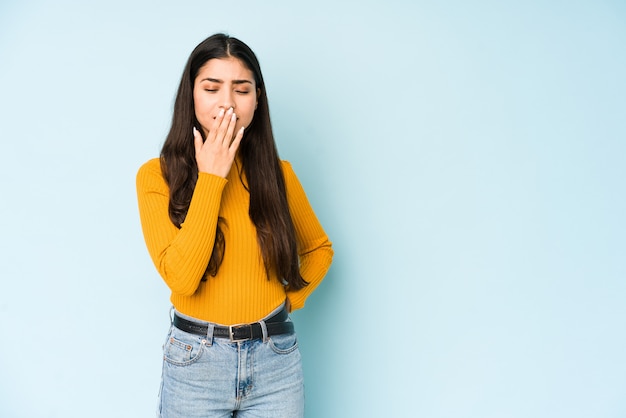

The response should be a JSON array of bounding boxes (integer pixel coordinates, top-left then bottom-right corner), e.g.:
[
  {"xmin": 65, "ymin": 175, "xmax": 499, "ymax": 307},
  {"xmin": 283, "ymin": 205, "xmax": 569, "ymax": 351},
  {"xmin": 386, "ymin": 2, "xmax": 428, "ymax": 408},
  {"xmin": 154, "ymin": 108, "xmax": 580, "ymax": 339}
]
[{"xmin": 193, "ymin": 107, "xmax": 244, "ymax": 178}]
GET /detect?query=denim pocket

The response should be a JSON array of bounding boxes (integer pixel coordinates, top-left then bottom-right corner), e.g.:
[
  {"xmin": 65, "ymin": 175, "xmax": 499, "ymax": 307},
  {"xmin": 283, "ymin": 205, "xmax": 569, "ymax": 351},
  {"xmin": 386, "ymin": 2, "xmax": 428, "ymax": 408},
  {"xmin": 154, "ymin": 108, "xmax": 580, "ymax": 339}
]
[
  {"xmin": 268, "ymin": 332, "xmax": 299, "ymax": 355},
  {"xmin": 163, "ymin": 327, "xmax": 205, "ymax": 366}
]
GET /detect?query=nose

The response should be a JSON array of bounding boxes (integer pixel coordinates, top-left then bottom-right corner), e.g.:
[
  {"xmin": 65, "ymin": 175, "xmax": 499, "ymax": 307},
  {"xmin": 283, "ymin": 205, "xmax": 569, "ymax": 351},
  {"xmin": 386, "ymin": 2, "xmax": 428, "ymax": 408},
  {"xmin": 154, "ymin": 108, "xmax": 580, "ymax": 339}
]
[{"xmin": 218, "ymin": 90, "xmax": 236, "ymax": 111}]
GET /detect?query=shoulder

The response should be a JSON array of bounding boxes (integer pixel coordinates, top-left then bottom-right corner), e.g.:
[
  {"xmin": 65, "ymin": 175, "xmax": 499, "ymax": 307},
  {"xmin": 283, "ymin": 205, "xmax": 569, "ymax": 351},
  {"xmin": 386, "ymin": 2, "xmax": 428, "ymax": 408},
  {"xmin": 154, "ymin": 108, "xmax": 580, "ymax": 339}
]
[
  {"xmin": 136, "ymin": 158, "xmax": 166, "ymax": 190},
  {"xmin": 279, "ymin": 159, "xmax": 295, "ymax": 175},
  {"xmin": 280, "ymin": 160, "xmax": 306, "ymax": 194},
  {"xmin": 137, "ymin": 158, "xmax": 163, "ymax": 178},
  {"xmin": 138, "ymin": 157, "xmax": 162, "ymax": 174},
  {"xmin": 279, "ymin": 160, "xmax": 298, "ymax": 182}
]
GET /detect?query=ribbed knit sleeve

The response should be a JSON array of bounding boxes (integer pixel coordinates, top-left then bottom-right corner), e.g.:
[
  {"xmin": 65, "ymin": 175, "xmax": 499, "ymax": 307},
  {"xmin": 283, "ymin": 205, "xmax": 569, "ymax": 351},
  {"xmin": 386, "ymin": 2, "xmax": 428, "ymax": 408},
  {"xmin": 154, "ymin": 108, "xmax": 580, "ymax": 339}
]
[
  {"xmin": 136, "ymin": 158, "xmax": 227, "ymax": 296},
  {"xmin": 281, "ymin": 161, "xmax": 334, "ymax": 310}
]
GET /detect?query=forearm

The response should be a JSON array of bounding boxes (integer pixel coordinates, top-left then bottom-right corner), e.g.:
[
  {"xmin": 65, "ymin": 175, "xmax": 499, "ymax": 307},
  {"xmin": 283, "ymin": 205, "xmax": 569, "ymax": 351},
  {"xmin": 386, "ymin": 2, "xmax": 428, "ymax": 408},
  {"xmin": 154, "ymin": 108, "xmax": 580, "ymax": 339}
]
[
  {"xmin": 138, "ymin": 166, "xmax": 227, "ymax": 296},
  {"xmin": 287, "ymin": 241, "xmax": 334, "ymax": 310}
]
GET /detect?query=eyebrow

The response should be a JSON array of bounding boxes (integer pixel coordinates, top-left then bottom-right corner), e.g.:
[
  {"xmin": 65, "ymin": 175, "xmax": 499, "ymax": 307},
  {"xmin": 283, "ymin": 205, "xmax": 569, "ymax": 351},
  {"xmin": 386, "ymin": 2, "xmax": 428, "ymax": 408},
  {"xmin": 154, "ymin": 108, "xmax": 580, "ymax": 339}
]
[{"xmin": 201, "ymin": 78, "xmax": 253, "ymax": 85}]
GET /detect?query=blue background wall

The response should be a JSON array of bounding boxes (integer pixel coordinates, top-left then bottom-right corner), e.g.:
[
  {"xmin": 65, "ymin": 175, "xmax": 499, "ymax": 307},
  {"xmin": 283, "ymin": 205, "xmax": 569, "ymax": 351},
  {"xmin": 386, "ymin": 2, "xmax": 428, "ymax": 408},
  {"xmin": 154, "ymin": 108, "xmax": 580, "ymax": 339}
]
[{"xmin": 1, "ymin": 1, "xmax": 625, "ymax": 416}]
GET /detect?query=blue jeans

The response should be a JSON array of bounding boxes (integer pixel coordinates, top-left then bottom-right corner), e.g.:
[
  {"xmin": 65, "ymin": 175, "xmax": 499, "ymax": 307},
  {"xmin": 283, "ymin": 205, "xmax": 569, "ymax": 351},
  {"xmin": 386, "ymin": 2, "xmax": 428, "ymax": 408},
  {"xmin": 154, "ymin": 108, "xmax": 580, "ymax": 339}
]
[{"xmin": 157, "ymin": 309, "xmax": 304, "ymax": 417}]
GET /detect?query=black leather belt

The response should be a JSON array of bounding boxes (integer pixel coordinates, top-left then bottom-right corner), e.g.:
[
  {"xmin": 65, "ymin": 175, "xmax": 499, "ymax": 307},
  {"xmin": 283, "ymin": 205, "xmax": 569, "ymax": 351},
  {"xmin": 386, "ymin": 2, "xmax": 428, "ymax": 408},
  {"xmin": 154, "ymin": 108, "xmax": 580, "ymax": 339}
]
[{"xmin": 173, "ymin": 307, "xmax": 294, "ymax": 342}]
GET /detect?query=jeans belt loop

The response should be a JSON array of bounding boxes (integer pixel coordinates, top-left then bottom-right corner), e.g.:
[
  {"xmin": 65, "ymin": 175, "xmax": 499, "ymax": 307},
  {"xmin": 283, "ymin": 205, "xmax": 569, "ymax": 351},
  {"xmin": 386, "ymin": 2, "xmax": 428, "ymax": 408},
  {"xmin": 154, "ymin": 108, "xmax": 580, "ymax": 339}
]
[
  {"xmin": 259, "ymin": 320, "xmax": 269, "ymax": 343},
  {"xmin": 205, "ymin": 323, "xmax": 215, "ymax": 346}
]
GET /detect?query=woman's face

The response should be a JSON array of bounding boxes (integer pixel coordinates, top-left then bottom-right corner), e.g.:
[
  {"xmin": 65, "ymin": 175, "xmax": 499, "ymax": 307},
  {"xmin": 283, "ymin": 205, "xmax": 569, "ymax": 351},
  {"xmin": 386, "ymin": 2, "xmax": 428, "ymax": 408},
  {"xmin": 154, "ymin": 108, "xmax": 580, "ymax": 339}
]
[{"xmin": 193, "ymin": 57, "xmax": 259, "ymax": 138}]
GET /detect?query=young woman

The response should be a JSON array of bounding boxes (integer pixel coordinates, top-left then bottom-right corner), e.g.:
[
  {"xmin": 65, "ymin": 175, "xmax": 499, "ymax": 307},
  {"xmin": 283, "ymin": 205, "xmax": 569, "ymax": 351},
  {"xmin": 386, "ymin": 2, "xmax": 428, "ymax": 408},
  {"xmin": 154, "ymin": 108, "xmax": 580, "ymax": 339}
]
[{"xmin": 136, "ymin": 33, "xmax": 333, "ymax": 417}]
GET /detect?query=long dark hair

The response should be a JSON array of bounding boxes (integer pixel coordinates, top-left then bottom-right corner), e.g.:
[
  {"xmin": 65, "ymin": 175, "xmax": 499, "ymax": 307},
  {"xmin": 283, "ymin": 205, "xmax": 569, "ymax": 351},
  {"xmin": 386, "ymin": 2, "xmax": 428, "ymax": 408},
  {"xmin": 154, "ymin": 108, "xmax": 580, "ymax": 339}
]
[{"xmin": 160, "ymin": 33, "xmax": 307, "ymax": 290}]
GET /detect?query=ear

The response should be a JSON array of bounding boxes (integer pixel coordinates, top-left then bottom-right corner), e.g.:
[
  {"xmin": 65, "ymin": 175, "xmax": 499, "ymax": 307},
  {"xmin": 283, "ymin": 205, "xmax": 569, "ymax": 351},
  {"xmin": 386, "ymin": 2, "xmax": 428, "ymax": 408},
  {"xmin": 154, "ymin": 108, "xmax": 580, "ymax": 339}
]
[{"xmin": 255, "ymin": 88, "xmax": 260, "ymax": 109}]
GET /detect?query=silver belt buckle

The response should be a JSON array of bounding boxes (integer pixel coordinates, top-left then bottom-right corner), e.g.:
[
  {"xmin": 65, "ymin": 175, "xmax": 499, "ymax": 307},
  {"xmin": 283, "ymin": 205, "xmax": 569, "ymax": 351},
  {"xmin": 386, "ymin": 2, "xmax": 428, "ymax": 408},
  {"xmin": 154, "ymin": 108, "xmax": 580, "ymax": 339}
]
[{"xmin": 229, "ymin": 324, "xmax": 253, "ymax": 342}]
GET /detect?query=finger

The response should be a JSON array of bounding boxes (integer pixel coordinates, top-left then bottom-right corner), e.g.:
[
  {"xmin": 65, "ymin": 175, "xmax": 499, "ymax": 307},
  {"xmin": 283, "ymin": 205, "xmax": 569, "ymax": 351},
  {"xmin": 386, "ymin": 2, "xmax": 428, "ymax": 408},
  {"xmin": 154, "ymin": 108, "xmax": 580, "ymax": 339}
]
[
  {"xmin": 193, "ymin": 127, "xmax": 203, "ymax": 154},
  {"xmin": 207, "ymin": 108, "xmax": 226, "ymax": 142},
  {"xmin": 223, "ymin": 111, "xmax": 238, "ymax": 146},
  {"xmin": 229, "ymin": 126, "xmax": 245, "ymax": 153},
  {"xmin": 214, "ymin": 107, "xmax": 234, "ymax": 145}
]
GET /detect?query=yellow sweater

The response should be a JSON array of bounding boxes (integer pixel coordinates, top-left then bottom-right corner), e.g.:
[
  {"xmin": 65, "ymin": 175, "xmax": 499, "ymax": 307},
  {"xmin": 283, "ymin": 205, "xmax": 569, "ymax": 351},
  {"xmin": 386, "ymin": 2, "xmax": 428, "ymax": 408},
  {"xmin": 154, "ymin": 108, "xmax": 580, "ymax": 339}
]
[{"xmin": 136, "ymin": 158, "xmax": 333, "ymax": 325}]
